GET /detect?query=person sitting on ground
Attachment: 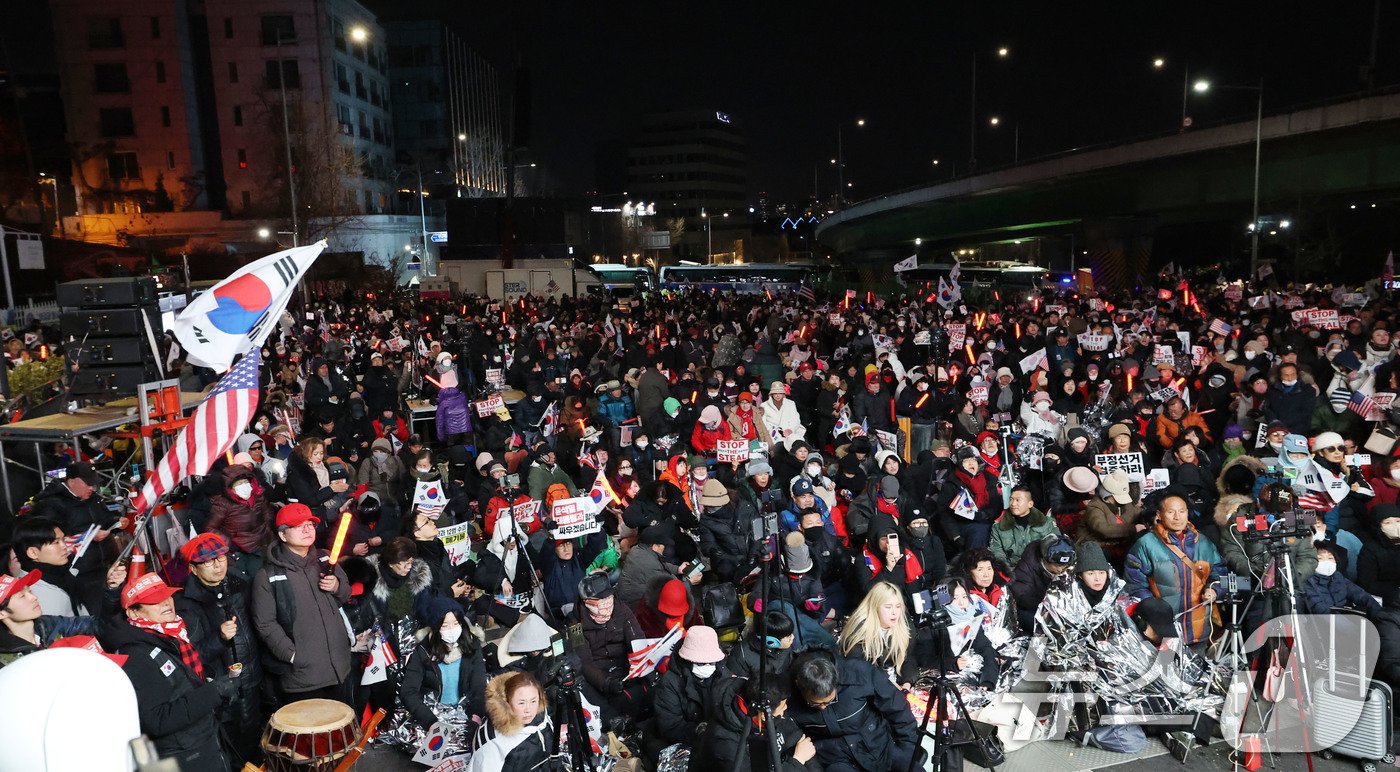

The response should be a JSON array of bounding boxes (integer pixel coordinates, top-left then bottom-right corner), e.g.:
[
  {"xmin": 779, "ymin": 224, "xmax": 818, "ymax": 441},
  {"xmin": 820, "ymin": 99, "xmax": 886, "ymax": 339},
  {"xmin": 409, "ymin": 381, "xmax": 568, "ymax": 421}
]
[
  {"xmin": 784, "ymin": 649, "xmax": 922, "ymax": 772},
  {"xmin": 467, "ymin": 671, "xmax": 555, "ymax": 772},
  {"xmin": 989, "ymin": 485, "xmax": 1061, "ymax": 568},
  {"xmin": 645, "ymin": 625, "xmax": 731, "ymax": 758}
]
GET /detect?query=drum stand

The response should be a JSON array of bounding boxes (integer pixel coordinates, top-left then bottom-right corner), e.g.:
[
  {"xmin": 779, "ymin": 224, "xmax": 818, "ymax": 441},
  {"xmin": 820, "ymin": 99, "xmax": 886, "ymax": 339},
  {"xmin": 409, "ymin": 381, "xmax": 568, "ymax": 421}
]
[{"xmin": 548, "ymin": 660, "xmax": 597, "ymax": 772}]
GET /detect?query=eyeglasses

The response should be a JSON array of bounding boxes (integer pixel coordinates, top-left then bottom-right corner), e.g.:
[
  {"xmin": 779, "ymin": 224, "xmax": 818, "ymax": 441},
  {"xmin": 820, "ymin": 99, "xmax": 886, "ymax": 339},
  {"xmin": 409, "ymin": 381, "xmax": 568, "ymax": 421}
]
[
  {"xmin": 1319, "ymin": 445, "xmax": 1345, "ymax": 454},
  {"xmin": 618, "ymin": 465, "xmax": 633, "ymax": 472},
  {"xmin": 808, "ymin": 693, "xmax": 838, "ymax": 709},
  {"xmin": 250, "ymin": 444, "xmax": 264, "ymax": 451}
]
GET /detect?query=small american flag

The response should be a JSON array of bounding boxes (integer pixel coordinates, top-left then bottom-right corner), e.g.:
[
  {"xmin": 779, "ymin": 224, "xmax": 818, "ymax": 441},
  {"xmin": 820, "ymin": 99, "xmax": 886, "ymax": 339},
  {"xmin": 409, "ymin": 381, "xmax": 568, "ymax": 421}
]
[
  {"xmin": 132, "ymin": 348, "xmax": 261, "ymax": 515},
  {"xmin": 797, "ymin": 282, "xmax": 816, "ymax": 303},
  {"xmin": 1296, "ymin": 491, "xmax": 1334, "ymax": 511},
  {"xmin": 1209, "ymin": 319, "xmax": 1233, "ymax": 336},
  {"xmin": 1349, "ymin": 390, "xmax": 1378, "ymax": 419}
]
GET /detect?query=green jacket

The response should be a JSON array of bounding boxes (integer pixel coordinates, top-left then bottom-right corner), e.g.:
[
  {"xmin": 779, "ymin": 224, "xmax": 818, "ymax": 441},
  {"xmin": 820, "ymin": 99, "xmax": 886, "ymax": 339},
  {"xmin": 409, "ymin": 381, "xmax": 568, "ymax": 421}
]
[{"xmin": 988, "ymin": 508, "xmax": 1060, "ymax": 567}]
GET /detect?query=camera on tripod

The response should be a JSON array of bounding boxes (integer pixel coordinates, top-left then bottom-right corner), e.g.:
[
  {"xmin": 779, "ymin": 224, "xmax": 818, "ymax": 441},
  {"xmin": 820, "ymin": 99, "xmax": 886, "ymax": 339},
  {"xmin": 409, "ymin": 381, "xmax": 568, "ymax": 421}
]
[
  {"xmin": 1233, "ymin": 481, "xmax": 1316, "ymax": 541},
  {"xmin": 910, "ymin": 584, "xmax": 953, "ymax": 628}
]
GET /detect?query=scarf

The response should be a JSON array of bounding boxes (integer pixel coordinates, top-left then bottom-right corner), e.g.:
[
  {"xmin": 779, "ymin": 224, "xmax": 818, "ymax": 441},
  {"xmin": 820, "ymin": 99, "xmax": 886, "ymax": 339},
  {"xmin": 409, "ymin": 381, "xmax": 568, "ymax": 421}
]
[
  {"xmin": 980, "ymin": 451, "xmax": 1002, "ymax": 477},
  {"xmin": 128, "ymin": 616, "xmax": 204, "ymax": 679},
  {"xmin": 312, "ymin": 461, "xmax": 330, "ymax": 489},
  {"xmin": 953, "ymin": 468, "xmax": 991, "ymax": 508}
]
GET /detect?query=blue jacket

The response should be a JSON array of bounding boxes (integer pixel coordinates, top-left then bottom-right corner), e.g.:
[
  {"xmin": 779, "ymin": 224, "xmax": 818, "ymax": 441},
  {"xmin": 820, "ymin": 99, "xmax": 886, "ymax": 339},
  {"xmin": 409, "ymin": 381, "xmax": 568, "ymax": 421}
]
[
  {"xmin": 779, "ymin": 494, "xmax": 833, "ymax": 534},
  {"xmin": 1302, "ymin": 572, "xmax": 1382, "ymax": 615},
  {"xmin": 597, "ymin": 393, "xmax": 636, "ymax": 428},
  {"xmin": 537, "ymin": 530, "xmax": 608, "ymax": 617},
  {"xmin": 1125, "ymin": 524, "xmax": 1226, "ymax": 644}
]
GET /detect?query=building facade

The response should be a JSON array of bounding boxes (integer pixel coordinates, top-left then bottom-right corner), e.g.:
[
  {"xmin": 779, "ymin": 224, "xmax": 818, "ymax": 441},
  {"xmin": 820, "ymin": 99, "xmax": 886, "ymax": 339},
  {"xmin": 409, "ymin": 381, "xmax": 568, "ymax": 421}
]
[
  {"xmin": 386, "ymin": 20, "xmax": 504, "ymax": 198},
  {"xmin": 50, "ymin": 0, "xmax": 396, "ymax": 223}
]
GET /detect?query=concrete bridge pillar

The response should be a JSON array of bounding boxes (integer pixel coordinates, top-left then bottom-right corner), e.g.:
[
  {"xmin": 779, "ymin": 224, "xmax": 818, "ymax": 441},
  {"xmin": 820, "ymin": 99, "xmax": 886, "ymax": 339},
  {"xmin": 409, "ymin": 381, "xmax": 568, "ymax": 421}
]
[{"xmin": 1083, "ymin": 217, "xmax": 1156, "ymax": 293}]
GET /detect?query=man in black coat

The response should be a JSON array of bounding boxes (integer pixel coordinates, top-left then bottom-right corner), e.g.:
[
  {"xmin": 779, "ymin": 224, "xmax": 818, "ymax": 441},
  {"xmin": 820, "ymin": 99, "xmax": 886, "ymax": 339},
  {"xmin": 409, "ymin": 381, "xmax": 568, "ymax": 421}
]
[
  {"xmin": 1011, "ymin": 533, "xmax": 1077, "ymax": 631},
  {"xmin": 785, "ymin": 650, "xmax": 921, "ymax": 772},
  {"xmin": 28, "ymin": 461, "xmax": 118, "ymax": 604},
  {"xmin": 104, "ymin": 573, "xmax": 238, "ymax": 771},
  {"xmin": 176, "ymin": 533, "xmax": 263, "ymax": 765},
  {"xmin": 573, "ymin": 573, "xmax": 651, "ymax": 722}
]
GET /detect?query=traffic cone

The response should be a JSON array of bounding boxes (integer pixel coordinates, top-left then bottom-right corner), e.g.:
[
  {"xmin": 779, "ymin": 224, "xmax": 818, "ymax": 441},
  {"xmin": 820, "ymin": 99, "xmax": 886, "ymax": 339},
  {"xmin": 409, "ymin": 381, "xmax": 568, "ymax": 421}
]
[{"xmin": 127, "ymin": 540, "xmax": 148, "ymax": 582}]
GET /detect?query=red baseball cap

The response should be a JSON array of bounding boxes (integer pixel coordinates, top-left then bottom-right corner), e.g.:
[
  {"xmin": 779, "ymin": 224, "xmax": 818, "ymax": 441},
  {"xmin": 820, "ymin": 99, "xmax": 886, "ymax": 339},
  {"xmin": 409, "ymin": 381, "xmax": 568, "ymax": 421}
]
[
  {"xmin": 0, "ymin": 570, "xmax": 40, "ymax": 608},
  {"xmin": 49, "ymin": 635, "xmax": 128, "ymax": 667},
  {"xmin": 276, "ymin": 503, "xmax": 320, "ymax": 530},
  {"xmin": 121, "ymin": 573, "xmax": 180, "ymax": 609}
]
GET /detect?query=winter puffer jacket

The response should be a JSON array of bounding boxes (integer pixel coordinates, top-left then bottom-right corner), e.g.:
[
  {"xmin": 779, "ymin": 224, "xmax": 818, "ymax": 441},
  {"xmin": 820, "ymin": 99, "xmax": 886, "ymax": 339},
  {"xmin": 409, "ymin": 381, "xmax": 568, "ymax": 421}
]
[
  {"xmin": 784, "ymin": 654, "xmax": 919, "ymax": 772},
  {"xmin": 250, "ymin": 541, "xmax": 353, "ymax": 693},
  {"xmin": 988, "ymin": 508, "xmax": 1061, "ymax": 568},
  {"xmin": 575, "ymin": 601, "xmax": 645, "ymax": 692},
  {"xmin": 698, "ymin": 676, "xmax": 818, "ymax": 772},
  {"xmin": 435, "ymin": 386, "xmax": 472, "ymax": 439},
  {"xmin": 205, "ymin": 465, "xmax": 274, "ymax": 555},
  {"xmin": 102, "ymin": 621, "xmax": 227, "ymax": 770},
  {"xmin": 651, "ymin": 659, "xmax": 729, "ymax": 746},
  {"xmin": 467, "ymin": 673, "xmax": 555, "ymax": 772},
  {"xmin": 400, "ymin": 641, "xmax": 488, "ymax": 730},
  {"xmin": 698, "ymin": 503, "xmax": 753, "ymax": 584}
]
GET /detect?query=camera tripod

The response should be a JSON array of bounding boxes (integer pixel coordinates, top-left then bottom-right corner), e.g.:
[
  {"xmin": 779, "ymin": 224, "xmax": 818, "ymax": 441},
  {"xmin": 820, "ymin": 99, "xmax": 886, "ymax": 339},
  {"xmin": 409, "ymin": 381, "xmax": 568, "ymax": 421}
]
[
  {"xmin": 908, "ymin": 628, "xmax": 998, "ymax": 772},
  {"xmin": 547, "ymin": 659, "xmax": 597, "ymax": 772},
  {"xmin": 728, "ymin": 509, "xmax": 784, "ymax": 772}
]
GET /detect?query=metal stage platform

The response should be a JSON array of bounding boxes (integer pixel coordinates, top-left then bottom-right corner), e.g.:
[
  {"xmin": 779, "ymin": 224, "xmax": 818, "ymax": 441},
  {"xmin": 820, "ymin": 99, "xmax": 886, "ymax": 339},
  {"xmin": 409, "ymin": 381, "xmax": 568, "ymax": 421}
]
[{"xmin": 0, "ymin": 390, "xmax": 208, "ymax": 511}]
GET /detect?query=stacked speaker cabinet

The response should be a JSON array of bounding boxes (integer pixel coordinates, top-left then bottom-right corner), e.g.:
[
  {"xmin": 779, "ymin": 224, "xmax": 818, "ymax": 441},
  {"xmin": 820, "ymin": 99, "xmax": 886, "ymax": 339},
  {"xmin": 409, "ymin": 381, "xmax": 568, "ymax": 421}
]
[{"xmin": 57, "ymin": 277, "xmax": 163, "ymax": 400}]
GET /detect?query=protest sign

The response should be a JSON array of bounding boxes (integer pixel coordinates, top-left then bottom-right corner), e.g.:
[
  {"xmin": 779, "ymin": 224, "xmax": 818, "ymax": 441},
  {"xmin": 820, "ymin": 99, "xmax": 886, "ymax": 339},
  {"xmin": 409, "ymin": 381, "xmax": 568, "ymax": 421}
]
[
  {"xmin": 829, "ymin": 313, "xmax": 843, "ymax": 325},
  {"xmin": 1142, "ymin": 468, "xmax": 1171, "ymax": 493},
  {"xmin": 1224, "ymin": 286, "xmax": 1243, "ymax": 302},
  {"xmin": 1255, "ymin": 421, "xmax": 1269, "ymax": 449},
  {"xmin": 619, "ymin": 425, "xmax": 635, "ymax": 446},
  {"xmin": 876, "ymin": 430, "xmax": 898, "ymax": 453},
  {"xmin": 550, "ymin": 497, "xmax": 600, "ymax": 539},
  {"xmin": 1095, "ymin": 452, "xmax": 1145, "ymax": 482},
  {"xmin": 1046, "ymin": 305, "xmax": 1068, "ymax": 316},
  {"xmin": 913, "ymin": 330, "xmax": 931, "ymax": 346},
  {"xmin": 1088, "ymin": 298, "xmax": 1105, "ymax": 311},
  {"xmin": 716, "ymin": 440, "xmax": 750, "ymax": 463},
  {"xmin": 1292, "ymin": 308, "xmax": 1340, "ymax": 329},
  {"xmin": 1018, "ymin": 348, "xmax": 1047, "ymax": 373},
  {"xmin": 967, "ymin": 384, "xmax": 989, "ymax": 406},
  {"xmin": 1152, "ymin": 345, "xmax": 1176, "ymax": 366},
  {"xmin": 1370, "ymin": 392, "xmax": 1395, "ymax": 422},
  {"xmin": 1340, "ymin": 292, "xmax": 1368, "ymax": 307},
  {"xmin": 1192, "ymin": 345, "xmax": 1208, "ymax": 366},
  {"xmin": 437, "ymin": 522, "xmax": 473, "ymax": 566},
  {"xmin": 485, "ymin": 368, "xmax": 505, "ymax": 387},
  {"xmin": 1149, "ymin": 385, "xmax": 1179, "ymax": 403},
  {"xmin": 1078, "ymin": 333, "xmax": 1111, "ymax": 351},
  {"xmin": 947, "ymin": 324, "xmax": 967, "ymax": 352},
  {"xmin": 474, "ymin": 394, "xmax": 504, "ymax": 417}
]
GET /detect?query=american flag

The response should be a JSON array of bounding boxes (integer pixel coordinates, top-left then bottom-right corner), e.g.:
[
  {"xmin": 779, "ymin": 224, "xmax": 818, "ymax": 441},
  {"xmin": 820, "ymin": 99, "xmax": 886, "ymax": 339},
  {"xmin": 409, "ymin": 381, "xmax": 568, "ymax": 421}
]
[
  {"xmin": 1296, "ymin": 491, "xmax": 1335, "ymax": 511},
  {"xmin": 797, "ymin": 281, "xmax": 816, "ymax": 303},
  {"xmin": 132, "ymin": 348, "xmax": 261, "ymax": 515},
  {"xmin": 1209, "ymin": 319, "xmax": 1233, "ymax": 336},
  {"xmin": 1349, "ymin": 390, "xmax": 1378, "ymax": 419}
]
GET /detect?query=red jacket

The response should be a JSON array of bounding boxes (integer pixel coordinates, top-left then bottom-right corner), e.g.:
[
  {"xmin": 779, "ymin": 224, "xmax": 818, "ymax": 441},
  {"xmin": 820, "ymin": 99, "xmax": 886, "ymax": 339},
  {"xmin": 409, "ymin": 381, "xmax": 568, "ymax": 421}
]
[
  {"xmin": 690, "ymin": 421, "xmax": 733, "ymax": 453},
  {"xmin": 485, "ymin": 493, "xmax": 542, "ymax": 537}
]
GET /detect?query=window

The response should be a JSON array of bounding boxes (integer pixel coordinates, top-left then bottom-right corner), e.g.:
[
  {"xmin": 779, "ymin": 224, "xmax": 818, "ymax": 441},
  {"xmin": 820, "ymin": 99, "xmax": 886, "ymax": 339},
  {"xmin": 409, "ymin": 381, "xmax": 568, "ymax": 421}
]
[
  {"xmin": 167, "ymin": 151, "xmax": 175, "ymax": 169},
  {"xmin": 354, "ymin": 71, "xmax": 366, "ymax": 100},
  {"xmin": 335, "ymin": 63, "xmax": 349, "ymax": 94},
  {"xmin": 93, "ymin": 63, "xmax": 130, "ymax": 93},
  {"xmin": 160, "ymin": 106, "xmax": 170, "ymax": 127},
  {"xmin": 332, "ymin": 18, "xmax": 346, "ymax": 51},
  {"xmin": 155, "ymin": 61, "xmax": 166, "ymax": 83},
  {"xmin": 260, "ymin": 15, "xmax": 295, "ymax": 46},
  {"xmin": 265, "ymin": 59, "xmax": 300, "ymax": 89},
  {"xmin": 150, "ymin": 16, "xmax": 160, "ymax": 38},
  {"xmin": 358, "ymin": 110, "xmax": 370, "ymax": 138},
  {"xmin": 107, "ymin": 151, "xmax": 139, "ymax": 180},
  {"xmin": 337, "ymin": 104, "xmax": 353, "ymax": 135},
  {"xmin": 232, "ymin": 105, "xmax": 243, "ymax": 126},
  {"xmin": 86, "ymin": 17, "xmax": 123, "ymax": 49},
  {"xmin": 223, "ymin": 18, "xmax": 233, "ymax": 39},
  {"xmin": 236, "ymin": 149, "xmax": 247, "ymax": 168},
  {"xmin": 228, "ymin": 61, "xmax": 238, "ymax": 83},
  {"xmin": 99, "ymin": 108, "xmax": 135, "ymax": 137},
  {"xmin": 369, "ymin": 80, "xmax": 380, "ymax": 107}
]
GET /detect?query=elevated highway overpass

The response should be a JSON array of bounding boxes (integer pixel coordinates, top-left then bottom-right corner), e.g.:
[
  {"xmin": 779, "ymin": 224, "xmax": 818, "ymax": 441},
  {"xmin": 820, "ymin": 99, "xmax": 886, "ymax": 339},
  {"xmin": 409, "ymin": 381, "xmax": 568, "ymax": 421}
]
[{"xmin": 816, "ymin": 91, "xmax": 1400, "ymax": 289}]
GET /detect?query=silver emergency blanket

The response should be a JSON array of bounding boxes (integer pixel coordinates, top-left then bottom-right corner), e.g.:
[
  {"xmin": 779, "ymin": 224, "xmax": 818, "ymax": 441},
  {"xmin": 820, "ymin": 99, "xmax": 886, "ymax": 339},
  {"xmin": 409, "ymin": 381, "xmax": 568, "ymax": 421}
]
[
  {"xmin": 375, "ymin": 619, "xmax": 479, "ymax": 756},
  {"xmin": 655, "ymin": 743, "xmax": 690, "ymax": 772},
  {"xmin": 1029, "ymin": 572, "xmax": 1229, "ymax": 721}
]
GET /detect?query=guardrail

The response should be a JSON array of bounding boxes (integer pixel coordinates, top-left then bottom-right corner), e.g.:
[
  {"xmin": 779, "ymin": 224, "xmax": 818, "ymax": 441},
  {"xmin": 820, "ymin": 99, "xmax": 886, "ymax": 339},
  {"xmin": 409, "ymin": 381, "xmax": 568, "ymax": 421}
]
[{"xmin": 5, "ymin": 300, "xmax": 61, "ymax": 327}]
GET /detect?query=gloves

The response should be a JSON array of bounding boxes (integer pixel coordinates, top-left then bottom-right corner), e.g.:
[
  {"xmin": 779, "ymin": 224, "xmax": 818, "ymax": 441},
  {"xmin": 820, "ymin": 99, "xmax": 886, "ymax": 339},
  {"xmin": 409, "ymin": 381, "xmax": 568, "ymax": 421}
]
[
  {"xmin": 211, "ymin": 674, "xmax": 239, "ymax": 705},
  {"xmin": 605, "ymin": 679, "xmax": 625, "ymax": 696},
  {"xmin": 803, "ymin": 599, "xmax": 822, "ymax": 613}
]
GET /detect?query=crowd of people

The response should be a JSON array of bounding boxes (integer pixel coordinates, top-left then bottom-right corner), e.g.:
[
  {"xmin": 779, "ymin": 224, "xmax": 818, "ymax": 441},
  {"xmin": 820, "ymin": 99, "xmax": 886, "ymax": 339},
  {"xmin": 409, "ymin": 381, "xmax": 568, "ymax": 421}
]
[{"xmin": 4, "ymin": 273, "xmax": 1400, "ymax": 770}]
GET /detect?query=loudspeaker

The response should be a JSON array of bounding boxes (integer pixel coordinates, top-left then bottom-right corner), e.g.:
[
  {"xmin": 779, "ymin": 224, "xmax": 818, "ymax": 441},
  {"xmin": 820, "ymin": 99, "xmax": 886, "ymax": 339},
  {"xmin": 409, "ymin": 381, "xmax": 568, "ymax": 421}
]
[
  {"xmin": 56, "ymin": 277, "xmax": 159, "ymax": 308},
  {"xmin": 60, "ymin": 307, "xmax": 159, "ymax": 338},
  {"xmin": 67, "ymin": 364, "xmax": 163, "ymax": 396},
  {"xmin": 67, "ymin": 337, "xmax": 148, "ymax": 367}
]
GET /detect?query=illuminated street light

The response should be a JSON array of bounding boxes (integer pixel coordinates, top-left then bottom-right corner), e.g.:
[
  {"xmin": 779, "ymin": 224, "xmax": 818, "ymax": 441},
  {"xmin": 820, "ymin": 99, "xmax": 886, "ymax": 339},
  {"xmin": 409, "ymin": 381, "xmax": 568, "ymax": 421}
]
[
  {"xmin": 457, "ymin": 133, "xmax": 467, "ymax": 141},
  {"xmin": 257, "ymin": 228, "xmax": 271, "ymax": 239},
  {"xmin": 915, "ymin": 238, "xmax": 923, "ymax": 246},
  {"xmin": 1193, "ymin": 80, "xmax": 1211, "ymax": 93},
  {"xmin": 350, "ymin": 27, "xmax": 368, "ymax": 42},
  {"xmin": 1280, "ymin": 219, "xmax": 1291, "ymax": 229},
  {"xmin": 856, "ymin": 118, "xmax": 865, "ymax": 127},
  {"xmin": 1153, "ymin": 57, "xmax": 1166, "ymax": 69},
  {"xmin": 931, "ymin": 159, "xmax": 940, "ymax": 166},
  {"xmin": 997, "ymin": 47, "xmax": 1009, "ymax": 58},
  {"xmin": 989, "ymin": 116, "xmax": 1001, "ymax": 126}
]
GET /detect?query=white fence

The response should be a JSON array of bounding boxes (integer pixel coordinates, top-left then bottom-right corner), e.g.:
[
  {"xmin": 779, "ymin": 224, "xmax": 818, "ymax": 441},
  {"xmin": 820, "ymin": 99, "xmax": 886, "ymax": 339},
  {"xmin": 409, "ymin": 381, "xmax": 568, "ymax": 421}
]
[{"xmin": 5, "ymin": 300, "xmax": 61, "ymax": 327}]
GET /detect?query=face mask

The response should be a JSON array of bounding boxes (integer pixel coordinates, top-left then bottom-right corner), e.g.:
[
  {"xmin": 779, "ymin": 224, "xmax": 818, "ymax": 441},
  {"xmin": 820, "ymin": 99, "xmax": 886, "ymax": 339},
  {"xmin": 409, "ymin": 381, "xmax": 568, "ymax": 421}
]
[
  {"xmin": 532, "ymin": 395, "xmax": 542, "ymax": 402},
  {"xmin": 416, "ymin": 466, "xmax": 432, "ymax": 475},
  {"xmin": 691, "ymin": 663, "xmax": 716, "ymax": 678},
  {"xmin": 806, "ymin": 464, "xmax": 821, "ymax": 477},
  {"xmin": 373, "ymin": 451, "xmax": 389, "ymax": 462},
  {"xmin": 1282, "ymin": 379, "xmax": 1297, "ymax": 388},
  {"xmin": 1333, "ymin": 402, "xmax": 1348, "ymax": 414},
  {"xmin": 636, "ymin": 440, "xmax": 649, "ymax": 449},
  {"xmin": 909, "ymin": 525, "xmax": 929, "ymax": 539},
  {"xmin": 440, "ymin": 625, "xmax": 462, "ymax": 644},
  {"xmin": 1314, "ymin": 560, "xmax": 1337, "ymax": 577},
  {"xmin": 1385, "ymin": 522, "xmax": 1400, "ymax": 540},
  {"xmin": 232, "ymin": 481, "xmax": 253, "ymax": 499}
]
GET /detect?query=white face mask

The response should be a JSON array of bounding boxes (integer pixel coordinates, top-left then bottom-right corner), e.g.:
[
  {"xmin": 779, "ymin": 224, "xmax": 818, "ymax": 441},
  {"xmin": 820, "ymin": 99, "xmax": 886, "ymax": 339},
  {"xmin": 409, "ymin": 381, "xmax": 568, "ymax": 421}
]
[
  {"xmin": 232, "ymin": 481, "xmax": 253, "ymax": 500},
  {"xmin": 1314, "ymin": 560, "xmax": 1337, "ymax": 577},
  {"xmin": 1281, "ymin": 379, "xmax": 1298, "ymax": 388},
  {"xmin": 1384, "ymin": 522, "xmax": 1400, "ymax": 540},
  {"xmin": 691, "ymin": 663, "xmax": 716, "ymax": 678},
  {"xmin": 636, "ymin": 440, "xmax": 649, "ymax": 449},
  {"xmin": 1390, "ymin": 468, "xmax": 1400, "ymax": 481},
  {"xmin": 416, "ymin": 466, "xmax": 432, "ymax": 475},
  {"xmin": 440, "ymin": 625, "xmax": 462, "ymax": 644},
  {"xmin": 806, "ymin": 464, "xmax": 821, "ymax": 477},
  {"xmin": 373, "ymin": 451, "xmax": 389, "ymax": 462}
]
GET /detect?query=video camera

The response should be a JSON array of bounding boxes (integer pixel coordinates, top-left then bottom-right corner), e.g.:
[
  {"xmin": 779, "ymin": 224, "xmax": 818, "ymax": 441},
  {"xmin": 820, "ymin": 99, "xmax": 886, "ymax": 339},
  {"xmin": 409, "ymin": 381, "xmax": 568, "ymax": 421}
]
[
  {"xmin": 1233, "ymin": 471, "xmax": 1316, "ymax": 540},
  {"xmin": 910, "ymin": 584, "xmax": 953, "ymax": 629}
]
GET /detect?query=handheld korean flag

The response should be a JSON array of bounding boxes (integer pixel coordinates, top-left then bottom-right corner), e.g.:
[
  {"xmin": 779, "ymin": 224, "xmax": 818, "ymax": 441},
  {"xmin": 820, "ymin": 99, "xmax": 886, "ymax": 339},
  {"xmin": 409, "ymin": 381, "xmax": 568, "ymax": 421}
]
[
  {"xmin": 833, "ymin": 408, "xmax": 851, "ymax": 437},
  {"xmin": 413, "ymin": 479, "xmax": 445, "ymax": 507},
  {"xmin": 539, "ymin": 401, "xmax": 560, "ymax": 437},
  {"xmin": 361, "ymin": 625, "xmax": 398, "ymax": 685},
  {"xmin": 893, "ymin": 254, "xmax": 918, "ymax": 273},
  {"xmin": 172, "ymin": 242, "xmax": 325, "ymax": 371},
  {"xmin": 586, "ymin": 468, "xmax": 619, "ymax": 514},
  {"xmin": 952, "ymin": 488, "xmax": 978, "ymax": 520},
  {"xmin": 936, "ymin": 277, "xmax": 958, "ymax": 309}
]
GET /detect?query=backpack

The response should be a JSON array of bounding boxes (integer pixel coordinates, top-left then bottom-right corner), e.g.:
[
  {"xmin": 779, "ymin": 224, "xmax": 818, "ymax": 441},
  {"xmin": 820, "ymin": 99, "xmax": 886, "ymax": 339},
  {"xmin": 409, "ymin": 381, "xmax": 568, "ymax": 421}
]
[
  {"xmin": 1081, "ymin": 724, "xmax": 1147, "ymax": 753},
  {"xmin": 699, "ymin": 583, "xmax": 743, "ymax": 630}
]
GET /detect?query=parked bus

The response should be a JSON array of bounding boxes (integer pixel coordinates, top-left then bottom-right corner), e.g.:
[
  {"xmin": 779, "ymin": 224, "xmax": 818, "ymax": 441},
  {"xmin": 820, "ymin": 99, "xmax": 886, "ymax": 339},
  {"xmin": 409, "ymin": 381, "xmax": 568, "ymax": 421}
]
[
  {"xmin": 657, "ymin": 263, "xmax": 814, "ymax": 293},
  {"xmin": 897, "ymin": 260, "xmax": 1048, "ymax": 303},
  {"xmin": 587, "ymin": 264, "xmax": 655, "ymax": 294}
]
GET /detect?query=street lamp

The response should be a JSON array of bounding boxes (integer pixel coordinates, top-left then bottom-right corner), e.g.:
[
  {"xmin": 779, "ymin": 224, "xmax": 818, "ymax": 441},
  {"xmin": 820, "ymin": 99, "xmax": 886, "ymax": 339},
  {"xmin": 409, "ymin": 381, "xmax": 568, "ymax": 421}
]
[
  {"xmin": 1191, "ymin": 78, "xmax": 1264, "ymax": 276},
  {"xmin": 257, "ymin": 227, "xmax": 271, "ymax": 239},
  {"xmin": 350, "ymin": 26, "xmax": 368, "ymax": 42},
  {"xmin": 971, "ymin": 45, "xmax": 1011, "ymax": 172},
  {"xmin": 836, "ymin": 117, "xmax": 866, "ymax": 207},
  {"xmin": 1153, "ymin": 57, "xmax": 1166, "ymax": 69},
  {"xmin": 701, "ymin": 208, "xmax": 712, "ymax": 263},
  {"xmin": 988, "ymin": 116, "xmax": 1000, "ymax": 126}
]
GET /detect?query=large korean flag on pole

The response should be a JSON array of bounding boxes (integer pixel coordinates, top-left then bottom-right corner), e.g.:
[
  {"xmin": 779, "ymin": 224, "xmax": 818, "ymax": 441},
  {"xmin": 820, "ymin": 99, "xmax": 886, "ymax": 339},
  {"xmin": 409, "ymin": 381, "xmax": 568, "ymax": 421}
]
[{"xmin": 173, "ymin": 242, "xmax": 326, "ymax": 370}]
